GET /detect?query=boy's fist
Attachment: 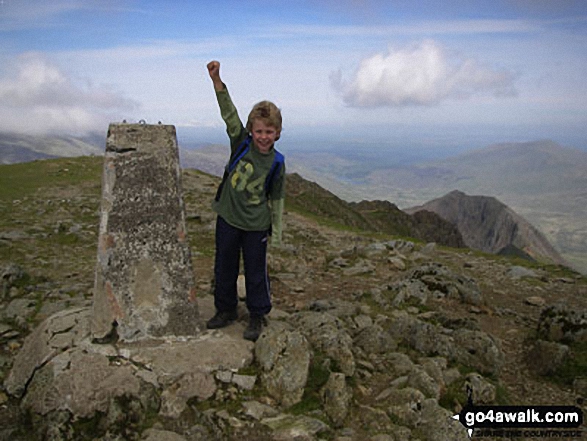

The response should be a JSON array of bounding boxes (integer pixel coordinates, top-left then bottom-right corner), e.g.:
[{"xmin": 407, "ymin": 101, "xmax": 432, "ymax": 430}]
[
  {"xmin": 207, "ymin": 60, "xmax": 224, "ymax": 91},
  {"xmin": 207, "ymin": 60, "xmax": 220, "ymax": 79}
]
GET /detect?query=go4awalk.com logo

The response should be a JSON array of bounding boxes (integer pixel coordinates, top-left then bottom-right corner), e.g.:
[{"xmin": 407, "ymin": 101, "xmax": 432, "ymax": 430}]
[{"xmin": 452, "ymin": 404, "xmax": 584, "ymax": 438}]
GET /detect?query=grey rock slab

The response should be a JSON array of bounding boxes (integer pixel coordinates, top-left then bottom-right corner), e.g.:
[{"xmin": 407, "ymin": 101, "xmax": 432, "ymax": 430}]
[
  {"xmin": 142, "ymin": 429, "xmax": 187, "ymax": 441},
  {"xmin": 22, "ymin": 347, "xmax": 141, "ymax": 418},
  {"xmin": 255, "ymin": 321, "xmax": 311, "ymax": 407},
  {"xmin": 124, "ymin": 333, "xmax": 254, "ymax": 384},
  {"xmin": 261, "ymin": 414, "xmax": 330, "ymax": 440},
  {"xmin": 160, "ymin": 370, "xmax": 217, "ymax": 418},
  {"xmin": 5, "ymin": 307, "xmax": 91, "ymax": 397},
  {"xmin": 242, "ymin": 400, "xmax": 280, "ymax": 420}
]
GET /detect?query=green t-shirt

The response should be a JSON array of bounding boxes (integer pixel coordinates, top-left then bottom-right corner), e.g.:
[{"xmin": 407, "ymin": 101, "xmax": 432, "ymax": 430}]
[{"xmin": 212, "ymin": 87, "xmax": 285, "ymax": 236}]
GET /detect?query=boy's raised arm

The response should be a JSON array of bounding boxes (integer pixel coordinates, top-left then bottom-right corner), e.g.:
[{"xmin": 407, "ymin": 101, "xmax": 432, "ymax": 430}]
[
  {"xmin": 207, "ymin": 60, "xmax": 225, "ymax": 91},
  {"xmin": 206, "ymin": 60, "xmax": 246, "ymax": 145}
]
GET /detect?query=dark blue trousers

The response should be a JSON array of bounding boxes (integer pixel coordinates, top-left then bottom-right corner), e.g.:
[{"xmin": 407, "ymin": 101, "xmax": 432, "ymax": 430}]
[{"xmin": 214, "ymin": 216, "xmax": 272, "ymax": 317}]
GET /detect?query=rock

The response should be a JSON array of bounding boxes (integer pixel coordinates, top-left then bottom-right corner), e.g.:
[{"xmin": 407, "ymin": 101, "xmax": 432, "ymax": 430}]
[
  {"xmin": 391, "ymin": 263, "xmax": 483, "ymax": 306},
  {"xmin": 525, "ymin": 296, "xmax": 546, "ymax": 307},
  {"xmin": 537, "ymin": 304, "xmax": 587, "ymax": 343},
  {"xmin": 407, "ymin": 367, "xmax": 441, "ymax": 400},
  {"xmin": 354, "ymin": 404, "xmax": 394, "ymax": 433},
  {"xmin": 418, "ymin": 398, "xmax": 470, "ymax": 441},
  {"xmin": 385, "ymin": 387, "xmax": 426, "ymax": 428},
  {"xmin": 255, "ymin": 322, "xmax": 311, "ymax": 407},
  {"xmin": 507, "ymin": 266, "xmax": 539, "ymax": 279},
  {"xmin": 342, "ymin": 259, "xmax": 375, "ymax": 277},
  {"xmin": 232, "ymin": 374, "xmax": 257, "ymax": 391},
  {"xmin": 22, "ymin": 347, "xmax": 145, "ymax": 418},
  {"xmin": 1, "ymin": 298, "xmax": 36, "ymax": 321},
  {"xmin": 294, "ymin": 311, "xmax": 355, "ymax": 376},
  {"xmin": 465, "ymin": 373, "xmax": 496, "ymax": 404},
  {"xmin": 160, "ymin": 371, "xmax": 217, "ymax": 418},
  {"xmin": 242, "ymin": 401, "xmax": 279, "ymax": 420},
  {"xmin": 387, "ymin": 256, "xmax": 406, "ymax": 271},
  {"xmin": 452, "ymin": 328, "xmax": 504, "ymax": 376},
  {"xmin": 353, "ymin": 324, "xmax": 397, "ymax": 355},
  {"xmin": 5, "ymin": 307, "xmax": 91, "ymax": 397},
  {"xmin": 261, "ymin": 414, "xmax": 330, "ymax": 440},
  {"xmin": 320, "ymin": 372, "xmax": 352, "ymax": 427},
  {"xmin": 526, "ymin": 340, "xmax": 570, "ymax": 376},
  {"xmin": 386, "ymin": 311, "xmax": 504, "ymax": 376},
  {"xmin": 142, "ymin": 429, "xmax": 187, "ymax": 441},
  {"xmin": 0, "ymin": 263, "xmax": 26, "ymax": 295}
]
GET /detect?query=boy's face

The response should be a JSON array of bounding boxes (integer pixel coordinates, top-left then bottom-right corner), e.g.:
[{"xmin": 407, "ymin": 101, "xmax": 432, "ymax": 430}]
[{"xmin": 251, "ymin": 119, "xmax": 280, "ymax": 154}]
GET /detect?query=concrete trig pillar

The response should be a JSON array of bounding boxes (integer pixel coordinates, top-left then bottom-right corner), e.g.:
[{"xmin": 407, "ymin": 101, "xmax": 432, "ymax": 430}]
[{"xmin": 92, "ymin": 122, "xmax": 199, "ymax": 341}]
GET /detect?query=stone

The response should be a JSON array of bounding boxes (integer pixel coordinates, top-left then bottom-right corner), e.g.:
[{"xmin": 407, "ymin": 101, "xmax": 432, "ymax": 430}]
[
  {"xmin": 385, "ymin": 387, "xmax": 426, "ymax": 428},
  {"xmin": 242, "ymin": 401, "xmax": 279, "ymax": 420},
  {"xmin": 255, "ymin": 322, "xmax": 311, "ymax": 407},
  {"xmin": 0, "ymin": 264, "xmax": 26, "ymax": 297},
  {"xmin": 142, "ymin": 429, "xmax": 187, "ymax": 441},
  {"xmin": 525, "ymin": 296, "xmax": 546, "ymax": 307},
  {"xmin": 507, "ymin": 266, "xmax": 539, "ymax": 279},
  {"xmin": 293, "ymin": 311, "xmax": 355, "ymax": 376},
  {"xmin": 355, "ymin": 404, "xmax": 393, "ymax": 433},
  {"xmin": 387, "ymin": 256, "xmax": 406, "ymax": 271},
  {"xmin": 418, "ymin": 398, "xmax": 470, "ymax": 441},
  {"xmin": 353, "ymin": 324, "xmax": 397, "ymax": 355},
  {"xmin": 21, "ymin": 347, "xmax": 142, "ymax": 418},
  {"xmin": 5, "ymin": 307, "xmax": 91, "ymax": 397},
  {"xmin": 92, "ymin": 123, "xmax": 198, "ymax": 341},
  {"xmin": 537, "ymin": 304, "xmax": 587, "ymax": 344},
  {"xmin": 232, "ymin": 374, "xmax": 257, "ymax": 390},
  {"xmin": 320, "ymin": 372, "xmax": 352, "ymax": 427},
  {"xmin": 387, "ymin": 310, "xmax": 504, "ymax": 376},
  {"xmin": 407, "ymin": 367, "xmax": 441, "ymax": 399},
  {"xmin": 465, "ymin": 372, "xmax": 496, "ymax": 404},
  {"xmin": 526, "ymin": 340, "xmax": 570, "ymax": 376},
  {"xmin": 160, "ymin": 371, "xmax": 216, "ymax": 418},
  {"xmin": 261, "ymin": 414, "xmax": 330, "ymax": 440}
]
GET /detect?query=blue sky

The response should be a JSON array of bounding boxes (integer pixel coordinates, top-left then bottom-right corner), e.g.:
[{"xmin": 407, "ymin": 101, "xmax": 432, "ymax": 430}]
[{"xmin": 1, "ymin": 0, "xmax": 586, "ymax": 151}]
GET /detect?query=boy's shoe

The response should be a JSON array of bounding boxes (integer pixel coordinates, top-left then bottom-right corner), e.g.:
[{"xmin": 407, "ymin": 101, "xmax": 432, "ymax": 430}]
[
  {"xmin": 206, "ymin": 310, "xmax": 238, "ymax": 329},
  {"xmin": 243, "ymin": 315, "xmax": 265, "ymax": 342}
]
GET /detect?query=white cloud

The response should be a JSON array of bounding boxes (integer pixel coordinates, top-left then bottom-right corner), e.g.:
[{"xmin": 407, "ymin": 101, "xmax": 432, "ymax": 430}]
[
  {"xmin": 0, "ymin": 53, "xmax": 138, "ymax": 134},
  {"xmin": 331, "ymin": 40, "xmax": 518, "ymax": 107}
]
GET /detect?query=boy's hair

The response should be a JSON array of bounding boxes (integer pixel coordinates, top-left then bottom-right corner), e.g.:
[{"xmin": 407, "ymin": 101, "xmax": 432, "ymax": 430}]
[{"xmin": 246, "ymin": 101, "xmax": 282, "ymax": 141}]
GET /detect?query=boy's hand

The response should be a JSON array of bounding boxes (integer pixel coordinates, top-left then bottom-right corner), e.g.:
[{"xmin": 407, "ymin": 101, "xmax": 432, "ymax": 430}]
[{"xmin": 207, "ymin": 60, "xmax": 224, "ymax": 91}]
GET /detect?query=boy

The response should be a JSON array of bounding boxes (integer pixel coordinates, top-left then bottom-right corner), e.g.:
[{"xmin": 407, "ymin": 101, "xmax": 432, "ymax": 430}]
[{"xmin": 205, "ymin": 60, "xmax": 285, "ymax": 342}]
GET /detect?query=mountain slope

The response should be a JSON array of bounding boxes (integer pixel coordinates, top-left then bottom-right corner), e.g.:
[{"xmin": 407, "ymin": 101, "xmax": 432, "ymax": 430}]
[
  {"xmin": 406, "ymin": 190, "xmax": 566, "ymax": 265},
  {"xmin": 286, "ymin": 173, "xmax": 465, "ymax": 248}
]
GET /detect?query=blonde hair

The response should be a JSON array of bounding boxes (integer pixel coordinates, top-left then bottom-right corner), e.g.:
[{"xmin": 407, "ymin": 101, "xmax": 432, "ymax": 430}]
[{"xmin": 246, "ymin": 101, "xmax": 282, "ymax": 141}]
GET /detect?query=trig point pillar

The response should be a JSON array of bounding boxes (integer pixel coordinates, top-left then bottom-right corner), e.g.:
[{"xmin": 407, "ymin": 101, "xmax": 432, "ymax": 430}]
[{"xmin": 92, "ymin": 122, "xmax": 199, "ymax": 341}]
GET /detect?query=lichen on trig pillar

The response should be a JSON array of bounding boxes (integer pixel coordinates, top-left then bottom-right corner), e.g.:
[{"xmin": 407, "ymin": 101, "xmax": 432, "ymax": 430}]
[{"xmin": 92, "ymin": 123, "xmax": 199, "ymax": 341}]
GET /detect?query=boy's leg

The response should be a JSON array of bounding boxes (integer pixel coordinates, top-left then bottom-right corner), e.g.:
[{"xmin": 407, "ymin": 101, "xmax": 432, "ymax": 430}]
[
  {"xmin": 213, "ymin": 216, "xmax": 241, "ymax": 315},
  {"xmin": 242, "ymin": 230, "xmax": 272, "ymax": 318}
]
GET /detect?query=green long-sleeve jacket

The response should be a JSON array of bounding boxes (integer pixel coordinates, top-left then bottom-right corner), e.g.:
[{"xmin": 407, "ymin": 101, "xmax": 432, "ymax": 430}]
[{"xmin": 212, "ymin": 87, "xmax": 285, "ymax": 245}]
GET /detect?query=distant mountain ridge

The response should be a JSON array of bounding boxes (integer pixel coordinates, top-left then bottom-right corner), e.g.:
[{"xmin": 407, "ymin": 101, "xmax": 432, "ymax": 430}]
[
  {"xmin": 0, "ymin": 132, "xmax": 102, "ymax": 164},
  {"xmin": 406, "ymin": 190, "xmax": 566, "ymax": 266}
]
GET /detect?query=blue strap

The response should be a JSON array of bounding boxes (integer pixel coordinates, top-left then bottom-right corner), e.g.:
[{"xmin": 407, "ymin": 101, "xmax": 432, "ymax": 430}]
[
  {"xmin": 265, "ymin": 150, "xmax": 284, "ymax": 196},
  {"xmin": 228, "ymin": 136, "xmax": 252, "ymax": 173}
]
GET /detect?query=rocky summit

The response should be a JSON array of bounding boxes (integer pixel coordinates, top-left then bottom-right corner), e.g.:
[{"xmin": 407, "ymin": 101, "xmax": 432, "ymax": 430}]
[{"xmin": 0, "ymin": 156, "xmax": 586, "ymax": 441}]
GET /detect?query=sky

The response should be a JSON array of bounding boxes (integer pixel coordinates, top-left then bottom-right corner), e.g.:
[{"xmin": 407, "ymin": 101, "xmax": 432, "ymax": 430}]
[{"xmin": 1, "ymin": 0, "xmax": 586, "ymax": 152}]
